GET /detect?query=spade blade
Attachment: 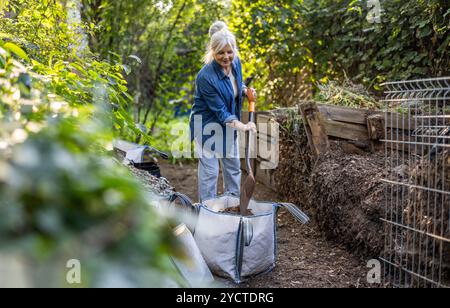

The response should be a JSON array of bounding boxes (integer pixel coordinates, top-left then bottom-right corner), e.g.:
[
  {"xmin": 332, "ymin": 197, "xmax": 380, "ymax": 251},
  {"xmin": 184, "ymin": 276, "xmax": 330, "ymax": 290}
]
[{"xmin": 240, "ymin": 171, "xmax": 255, "ymax": 216}]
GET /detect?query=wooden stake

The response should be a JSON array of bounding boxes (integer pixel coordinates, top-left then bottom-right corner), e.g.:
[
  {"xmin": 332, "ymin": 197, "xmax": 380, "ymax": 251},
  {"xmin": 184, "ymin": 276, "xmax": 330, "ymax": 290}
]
[
  {"xmin": 367, "ymin": 113, "xmax": 385, "ymax": 152},
  {"xmin": 299, "ymin": 101, "xmax": 330, "ymax": 156},
  {"xmin": 367, "ymin": 114, "xmax": 385, "ymax": 140}
]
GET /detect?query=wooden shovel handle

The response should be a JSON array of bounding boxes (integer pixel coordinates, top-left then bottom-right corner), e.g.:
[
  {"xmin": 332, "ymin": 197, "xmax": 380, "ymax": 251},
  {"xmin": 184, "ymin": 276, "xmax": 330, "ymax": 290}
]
[{"xmin": 246, "ymin": 88, "xmax": 256, "ymax": 112}]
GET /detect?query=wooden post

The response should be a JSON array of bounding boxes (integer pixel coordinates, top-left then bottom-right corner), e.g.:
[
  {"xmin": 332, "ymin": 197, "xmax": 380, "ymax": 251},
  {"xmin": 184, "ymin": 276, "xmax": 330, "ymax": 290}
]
[
  {"xmin": 299, "ymin": 101, "xmax": 329, "ymax": 156},
  {"xmin": 367, "ymin": 113, "xmax": 385, "ymax": 152},
  {"xmin": 367, "ymin": 114, "xmax": 385, "ymax": 140}
]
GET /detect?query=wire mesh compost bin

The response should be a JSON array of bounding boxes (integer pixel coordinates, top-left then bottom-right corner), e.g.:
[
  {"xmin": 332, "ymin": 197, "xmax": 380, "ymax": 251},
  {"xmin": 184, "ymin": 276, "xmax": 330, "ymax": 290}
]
[{"xmin": 381, "ymin": 77, "xmax": 450, "ymax": 288}]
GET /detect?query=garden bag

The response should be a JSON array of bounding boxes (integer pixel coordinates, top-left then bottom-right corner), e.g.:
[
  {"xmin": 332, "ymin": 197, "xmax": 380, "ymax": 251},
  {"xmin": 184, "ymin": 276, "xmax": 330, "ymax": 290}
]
[
  {"xmin": 192, "ymin": 194, "xmax": 309, "ymax": 283},
  {"xmin": 171, "ymin": 223, "xmax": 214, "ymax": 287}
]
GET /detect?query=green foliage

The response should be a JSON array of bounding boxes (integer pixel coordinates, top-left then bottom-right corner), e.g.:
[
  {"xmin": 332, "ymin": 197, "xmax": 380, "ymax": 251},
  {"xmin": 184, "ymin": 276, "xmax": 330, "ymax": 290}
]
[
  {"xmin": 0, "ymin": 115, "xmax": 182, "ymax": 287},
  {"xmin": 0, "ymin": 4, "xmax": 184, "ymax": 286},
  {"xmin": 230, "ymin": 0, "xmax": 311, "ymax": 108},
  {"xmin": 315, "ymin": 79, "xmax": 382, "ymax": 110},
  {"xmin": 147, "ymin": 117, "xmax": 193, "ymax": 163},
  {"xmin": 0, "ymin": 0, "xmax": 74, "ymax": 63},
  {"xmin": 31, "ymin": 55, "xmax": 145, "ymax": 140},
  {"xmin": 231, "ymin": 0, "xmax": 449, "ymax": 106},
  {"xmin": 1, "ymin": 0, "xmax": 146, "ymax": 142},
  {"xmin": 3, "ymin": 42, "xmax": 29, "ymax": 61},
  {"xmin": 81, "ymin": 0, "xmax": 227, "ymax": 138}
]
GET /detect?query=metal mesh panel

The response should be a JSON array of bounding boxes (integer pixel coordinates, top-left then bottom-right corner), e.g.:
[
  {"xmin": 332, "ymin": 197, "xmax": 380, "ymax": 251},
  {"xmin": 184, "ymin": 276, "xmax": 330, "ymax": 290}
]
[{"xmin": 381, "ymin": 77, "xmax": 450, "ymax": 288}]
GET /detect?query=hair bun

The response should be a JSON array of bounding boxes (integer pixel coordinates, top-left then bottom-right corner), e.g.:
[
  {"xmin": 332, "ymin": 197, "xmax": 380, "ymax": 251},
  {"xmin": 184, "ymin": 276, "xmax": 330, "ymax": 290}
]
[{"xmin": 208, "ymin": 21, "xmax": 228, "ymax": 37}]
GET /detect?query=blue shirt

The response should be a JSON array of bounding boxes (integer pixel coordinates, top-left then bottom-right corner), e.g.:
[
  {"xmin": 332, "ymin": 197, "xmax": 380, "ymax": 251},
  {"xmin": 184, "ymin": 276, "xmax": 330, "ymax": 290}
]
[{"xmin": 189, "ymin": 57, "xmax": 245, "ymax": 156}]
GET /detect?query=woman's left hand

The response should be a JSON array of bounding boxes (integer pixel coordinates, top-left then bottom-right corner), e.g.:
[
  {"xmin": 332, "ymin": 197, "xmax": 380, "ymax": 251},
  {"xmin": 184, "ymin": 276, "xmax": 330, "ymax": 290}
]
[{"xmin": 248, "ymin": 87, "xmax": 257, "ymax": 99}]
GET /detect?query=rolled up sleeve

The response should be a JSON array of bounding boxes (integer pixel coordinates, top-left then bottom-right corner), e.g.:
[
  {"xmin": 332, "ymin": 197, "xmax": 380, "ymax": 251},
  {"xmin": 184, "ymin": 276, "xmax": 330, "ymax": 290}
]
[
  {"xmin": 197, "ymin": 76, "xmax": 238, "ymax": 124},
  {"xmin": 242, "ymin": 84, "xmax": 247, "ymax": 97}
]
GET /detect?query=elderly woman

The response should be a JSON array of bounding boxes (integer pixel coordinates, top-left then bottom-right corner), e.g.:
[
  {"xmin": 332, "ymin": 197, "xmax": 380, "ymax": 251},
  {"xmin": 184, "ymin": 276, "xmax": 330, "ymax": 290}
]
[{"xmin": 189, "ymin": 21, "xmax": 256, "ymax": 202}]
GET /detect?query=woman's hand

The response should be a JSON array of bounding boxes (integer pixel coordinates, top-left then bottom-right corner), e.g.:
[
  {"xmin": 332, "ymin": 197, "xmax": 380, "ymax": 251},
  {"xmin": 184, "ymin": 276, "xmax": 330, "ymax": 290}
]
[
  {"xmin": 244, "ymin": 87, "xmax": 257, "ymax": 99},
  {"xmin": 226, "ymin": 120, "xmax": 257, "ymax": 133},
  {"xmin": 248, "ymin": 87, "xmax": 257, "ymax": 99},
  {"xmin": 245, "ymin": 121, "xmax": 257, "ymax": 133}
]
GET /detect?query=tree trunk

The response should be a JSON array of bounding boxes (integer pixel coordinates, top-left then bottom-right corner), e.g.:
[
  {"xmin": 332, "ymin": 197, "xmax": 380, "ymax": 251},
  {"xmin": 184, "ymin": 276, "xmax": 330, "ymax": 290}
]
[{"xmin": 66, "ymin": 0, "xmax": 89, "ymax": 56}]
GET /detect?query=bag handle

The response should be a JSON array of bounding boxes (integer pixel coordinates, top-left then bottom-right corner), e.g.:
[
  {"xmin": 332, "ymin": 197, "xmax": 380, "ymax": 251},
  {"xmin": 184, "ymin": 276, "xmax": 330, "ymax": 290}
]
[
  {"xmin": 275, "ymin": 202, "xmax": 310, "ymax": 224},
  {"xmin": 242, "ymin": 217, "xmax": 253, "ymax": 247},
  {"xmin": 143, "ymin": 145, "xmax": 169, "ymax": 160},
  {"xmin": 168, "ymin": 192, "xmax": 198, "ymax": 215},
  {"xmin": 235, "ymin": 217, "xmax": 253, "ymax": 283}
]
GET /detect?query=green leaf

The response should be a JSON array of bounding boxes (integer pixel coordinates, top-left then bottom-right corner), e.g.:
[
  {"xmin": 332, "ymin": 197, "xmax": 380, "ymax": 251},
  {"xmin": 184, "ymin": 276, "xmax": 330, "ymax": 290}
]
[
  {"xmin": 0, "ymin": 0, "xmax": 7, "ymax": 11},
  {"xmin": 122, "ymin": 92, "xmax": 134, "ymax": 101},
  {"xmin": 128, "ymin": 55, "xmax": 142, "ymax": 65},
  {"xmin": 444, "ymin": 9, "xmax": 450, "ymax": 18},
  {"xmin": 3, "ymin": 42, "xmax": 29, "ymax": 62},
  {"xmin": 69, "ymin": 63, "xmax": 87, "ymax": 76},
  {"xmin": 53, "ymin": 61, "xmax": 66, "ymax": 71},
  {"xmin": 122, "ymin": 64, "xmax": 131, "ymax": 75}
]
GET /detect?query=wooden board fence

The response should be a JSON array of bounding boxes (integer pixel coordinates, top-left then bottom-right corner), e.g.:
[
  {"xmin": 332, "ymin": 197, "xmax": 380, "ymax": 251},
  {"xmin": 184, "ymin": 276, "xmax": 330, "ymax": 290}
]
[{"xmin": 243, "ymin": 103, "xmax": 439, "ymax": 189}]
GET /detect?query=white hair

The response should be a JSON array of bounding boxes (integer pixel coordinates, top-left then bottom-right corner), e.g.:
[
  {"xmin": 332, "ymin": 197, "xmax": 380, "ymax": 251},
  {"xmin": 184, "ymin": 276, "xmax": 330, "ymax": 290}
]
[
  {"xmin": 208, "ymin": 21, "xmax": 228, "ymax": 37},
  {"xmin": 204, "ymin": 28, "xmax": 239, "ymax": 64}
]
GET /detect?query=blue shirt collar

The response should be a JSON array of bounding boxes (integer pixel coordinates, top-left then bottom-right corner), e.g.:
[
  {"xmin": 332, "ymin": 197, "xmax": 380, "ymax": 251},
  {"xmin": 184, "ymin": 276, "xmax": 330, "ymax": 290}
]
[{"xmin": 212, "ymin": 59, "xmax": 238, "ymax": 80}]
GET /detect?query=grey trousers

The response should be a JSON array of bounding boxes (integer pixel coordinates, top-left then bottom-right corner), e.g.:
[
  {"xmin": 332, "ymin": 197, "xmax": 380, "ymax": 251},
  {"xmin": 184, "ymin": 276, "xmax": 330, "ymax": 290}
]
[{"xmin": 196, "ymin": 139, "xmax": 241, "ymax": 202}]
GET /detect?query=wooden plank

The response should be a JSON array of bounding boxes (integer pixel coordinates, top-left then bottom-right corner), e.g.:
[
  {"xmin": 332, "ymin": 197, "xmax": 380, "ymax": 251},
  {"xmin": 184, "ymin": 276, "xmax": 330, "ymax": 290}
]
[
  {"xmin": 318, "ymin": 104, "xmax": 368, "ymax": 125},
  {"xmin": 257, "ymin": 158, "xmax": 278, "ymax": 171},
  {"xmin": 240, "ymin": 112, "xmax": 277, "ymax": 159},
  {"xmin": 241, "ymin": 111, "xmax": 249, "ymax": 124},
  {"xmin": 257, "ymin": 136, "xmax": 277, "ymax": 152},
  {"xmin": 318, "ymin": 104, "xmax": 421, "ymax": 131},
  {"xmin": 300, "ymin": 102, "xmax": 330, "ymax": 156},
  {"xmin": 240, "ymin": 112, "xmax": 278, "ymax": 185},
  {"xmin": 323, "ymin": 118, "xmax": 369, "ymax": 141},
  {"xmin": 258, "ymin": 123, "xmax": 279, "ymax": 139},
  {"xmin": 385, "ymin": 113, "xmax": 450, "ymax": 131},
  {"xmin": 255, "ymin": 159, "xmax": 276, "ymax": 191},
  {"xmin": 256, "ymin": 113, "xmax": 272, "ymax": 124},
  {"xmin": 238, "ymin": 130, "xmax": 257, "ymax": 159},
  {"xmin": 256, "ymin": 113, "xmax": 279, "ymax": 139},
  {"xmin": 385, "ymin": 113, "xmax": 418, "ymax": 131},
  {"xmin": 258, "ymin": 132, "xmax": 278, "ymax": 145},
  {"xmin": 257, "ymin": 138, "xmax": 278, "ymax": 166}
]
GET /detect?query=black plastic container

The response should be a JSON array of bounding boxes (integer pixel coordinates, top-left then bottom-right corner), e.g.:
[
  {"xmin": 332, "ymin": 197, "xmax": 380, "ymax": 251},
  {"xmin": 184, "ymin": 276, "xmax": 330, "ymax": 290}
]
[{"xmin": 131, "ymin": 161, "xmax": 161, "ymax": 178}]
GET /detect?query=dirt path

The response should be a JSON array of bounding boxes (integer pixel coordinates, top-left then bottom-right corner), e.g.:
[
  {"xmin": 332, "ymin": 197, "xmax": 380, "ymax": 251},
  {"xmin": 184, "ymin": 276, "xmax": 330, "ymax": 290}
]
[{"xmin": 159, "ymin": 160, "xmax": 378, "ymax": 288}]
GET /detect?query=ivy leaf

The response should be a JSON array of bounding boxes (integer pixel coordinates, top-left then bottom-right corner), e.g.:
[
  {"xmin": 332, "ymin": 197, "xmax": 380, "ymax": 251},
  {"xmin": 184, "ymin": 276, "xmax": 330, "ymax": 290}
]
[
  {"xmin": 444, "ymin": 8, "xmax": 450, "ymax": 18},
  {"xmin": 3, "ymin": 42, "xmax": 30, "ymax": 62}
]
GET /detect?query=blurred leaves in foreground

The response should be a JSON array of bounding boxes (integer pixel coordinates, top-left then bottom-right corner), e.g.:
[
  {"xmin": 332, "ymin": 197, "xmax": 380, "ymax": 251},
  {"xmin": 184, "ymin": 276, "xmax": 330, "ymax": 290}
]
[{"xmin": 0, "ymin": 36, "xmax": 185, "ymax": 286}]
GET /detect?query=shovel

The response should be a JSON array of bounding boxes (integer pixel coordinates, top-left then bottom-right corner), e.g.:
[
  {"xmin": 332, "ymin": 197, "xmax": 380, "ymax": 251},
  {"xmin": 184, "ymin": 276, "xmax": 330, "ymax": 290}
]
[{"xmin": 239, "ymin": 88, "xmax": 256, "ymax": 216}]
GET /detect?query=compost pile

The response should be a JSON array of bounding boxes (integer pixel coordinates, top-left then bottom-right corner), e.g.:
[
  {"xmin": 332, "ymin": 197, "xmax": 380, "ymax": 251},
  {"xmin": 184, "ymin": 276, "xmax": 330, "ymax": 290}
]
[
  {"xmin": 271, "ymin": 109, "xmax": 387, "ymax": 258},
  {"xmin": 219, "ymin": 206, "xmax": 254, "ymax": 216},
  {"xmin": 128, "ymin": 166, "xmax": 174, "ymax": 197},
  {"xmin": 114, "ymin": 150, "xmax": 174, "ymax": 197},
  {"xmin": 391, "ymin": 149, "xmax": 450, "ymax": 286},
  {"xmin": 269, "ymin": 107, "xmax": 449, "ymax": 283},
  {"xmin": 315, "ymin": 79, "xmax": 382, "ymax": 109},
  {"xmin": 309, "ymin": 142, "xmax": 386, "ymax": 257},
  {"xmin": 272, "ymin": 109, "xmax": 314, "ymax": 210}
]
